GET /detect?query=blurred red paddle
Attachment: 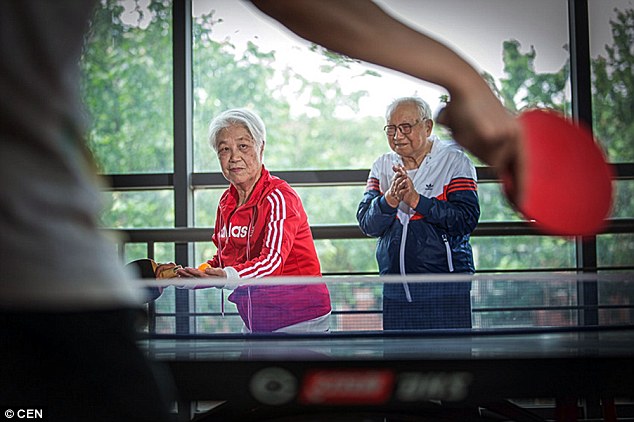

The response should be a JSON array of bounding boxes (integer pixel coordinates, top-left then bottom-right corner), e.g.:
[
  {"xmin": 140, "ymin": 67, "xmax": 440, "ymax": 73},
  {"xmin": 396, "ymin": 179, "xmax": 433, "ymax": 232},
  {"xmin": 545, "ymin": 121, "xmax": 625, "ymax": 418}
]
[{"xmin": 502, "ymin": 109, "xmax": 613, "ymax": 237}]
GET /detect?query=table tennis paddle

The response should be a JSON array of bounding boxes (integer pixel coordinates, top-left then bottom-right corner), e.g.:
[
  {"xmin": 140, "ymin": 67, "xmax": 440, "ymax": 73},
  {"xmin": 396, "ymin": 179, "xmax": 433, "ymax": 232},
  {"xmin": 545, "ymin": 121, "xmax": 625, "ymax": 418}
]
[
  {"xmin": 125, "ymin": 258, "xmax": 180, "ymax": 302},
  {"xmin": 501, "ymin": 109, "xmax": 613, "ymax": 237}
]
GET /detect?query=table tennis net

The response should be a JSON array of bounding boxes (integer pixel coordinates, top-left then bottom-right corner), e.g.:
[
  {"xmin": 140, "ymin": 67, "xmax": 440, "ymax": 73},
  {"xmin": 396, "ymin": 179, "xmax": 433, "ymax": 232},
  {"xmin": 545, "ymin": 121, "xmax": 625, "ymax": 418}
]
[{"xmin": 139, "ymin": 272, "xmax": 634, "ymax": 334}]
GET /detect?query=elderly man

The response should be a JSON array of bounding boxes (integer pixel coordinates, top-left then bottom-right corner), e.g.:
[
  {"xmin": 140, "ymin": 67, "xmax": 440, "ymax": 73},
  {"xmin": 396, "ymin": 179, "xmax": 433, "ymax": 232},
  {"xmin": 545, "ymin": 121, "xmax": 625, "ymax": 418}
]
[{"xmin": 357, "ymin": 97, "xmax": 480, "ymax": 330}]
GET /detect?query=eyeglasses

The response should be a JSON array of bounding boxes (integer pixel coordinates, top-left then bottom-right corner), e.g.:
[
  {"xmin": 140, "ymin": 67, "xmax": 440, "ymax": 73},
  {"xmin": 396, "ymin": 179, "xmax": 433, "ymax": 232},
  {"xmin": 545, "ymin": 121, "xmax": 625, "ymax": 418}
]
[{"xmin": 383, "ymin": 119, "xmax": 422, "ymax": 137}]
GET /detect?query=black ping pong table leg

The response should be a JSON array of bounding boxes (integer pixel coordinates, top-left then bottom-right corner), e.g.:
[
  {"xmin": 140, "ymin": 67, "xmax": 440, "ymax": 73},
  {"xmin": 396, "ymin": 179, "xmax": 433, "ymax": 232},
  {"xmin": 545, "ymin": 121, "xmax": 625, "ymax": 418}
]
[
  {"xmin": 555, "ymin": 397, "xmax": 618, "ymax": 422},
  {"xmin": 601, "ymin": 398, "xmax": 617, "ymax": 422},
  {"xmin": 176, "ymin": 399, "xmax": 193, "ymax": 422},
  {"xmin": 555, "ymin": 397, "xmax": 578, "ymax": 422}
]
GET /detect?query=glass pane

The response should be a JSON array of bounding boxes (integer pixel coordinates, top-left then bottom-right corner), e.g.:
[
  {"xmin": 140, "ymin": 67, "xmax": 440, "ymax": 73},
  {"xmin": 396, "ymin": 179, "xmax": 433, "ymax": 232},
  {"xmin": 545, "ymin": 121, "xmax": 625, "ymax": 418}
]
[
  {"xmin": 155, "ymin": 284, "xmax": 175, "ymax": 314},
  {"xmin": 193, "ymin": 241, "xmax": 217, "ymax": 270},
  {"xmin": 155, "ymin": 317, "xmax": 176, "ymax": 334},
  {"xmin": 377, "ymin": 0, "xmax": 571, "ymax": 111},
  {"xmin": 193, "ymin": 288, "xmax": 243, "ymax": 334},
  {"xmin": 598, "ymin": 234, "xmax": 634, "ymax": 268},
  {"xmin": 611, "ymin": 179, "xmax": 634, "ymax": 218},
  {"xmin": 598, "ymin": 180, "xmax": 634, "ymax": 269},
  {"xmin": 81, "ymin": 0, "xmax": 174, "ymax": 174},
  {"xmin": 598, "ymin": 273, "xmax": 634, "ymax": 325},
  {"xmin": 328, "ymin": 281, "xmax": 383, "ymax": 331},
  {"xmin": 478, "ymin": 183, "xmax": 524, "ymax": 222},
  {"xmin": 194, "ymin": 189, "xmax": 225, "ymax": 227},
  {"xmin": 473, "ymin": 278, "xmax": 578, "ymax": 329},
  {"xmin": 101, "ymin": 190, "xmax": 174, "ymax": 228},
  {"xmin": 295, "ymin": 186, "xmax": 365, "ymax": 225},
  {"xmin": 472, "ymin": 237, "xmax": 576, "ymax": 271},
  {"xmin": 315, "ymin": 239, "xmax": 379, "ymax": 275},
  {"xmin": 588, "ymin": 1, "xmax": 634, "ymax": 162},
  {"xmin": 192, "ymin": 0, "xmax": 570, "ymax": 172},
  {"xmin": 195, "ymin": 314, "xmax": 244, "ymax": 334},
  {"xmin": 123, "ymin": 242, "xmax": 175, "ymax": 265}
]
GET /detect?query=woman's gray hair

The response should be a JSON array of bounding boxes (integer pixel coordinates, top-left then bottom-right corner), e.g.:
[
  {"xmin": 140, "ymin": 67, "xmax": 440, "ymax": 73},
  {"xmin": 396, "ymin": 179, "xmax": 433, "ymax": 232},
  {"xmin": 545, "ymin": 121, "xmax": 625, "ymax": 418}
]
[
  {"xmin": 385, "ymin": 96, "xmax": 432, "ymax": 122},
  {"xmin": 208, "ymin": 108, "xmax": 266, "ymax": 152}
]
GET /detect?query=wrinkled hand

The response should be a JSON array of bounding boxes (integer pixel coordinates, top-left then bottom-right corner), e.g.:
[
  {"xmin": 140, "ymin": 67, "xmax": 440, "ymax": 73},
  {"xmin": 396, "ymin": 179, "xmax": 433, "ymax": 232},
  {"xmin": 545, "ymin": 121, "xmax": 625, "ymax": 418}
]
[
  {"xmin": 392, "ymin": 165, "xmax": 419, "ymax": 209},
  {"xmin": 384, "ymin": 170, "xmax": 403, "ymax": 208},
  {"xmin": 176, "ymin": 266, "xmax": 227, "ymax": 278},
  {"xmin": 155, "ymin": 262, "xmax": 181, "ymax": 279}
]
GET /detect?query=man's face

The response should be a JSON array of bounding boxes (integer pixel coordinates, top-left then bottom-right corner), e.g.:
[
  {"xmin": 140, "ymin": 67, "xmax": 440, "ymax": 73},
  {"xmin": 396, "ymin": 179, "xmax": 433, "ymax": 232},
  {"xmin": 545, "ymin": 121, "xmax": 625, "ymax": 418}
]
[{"xmin": 387, "ymin": 103, "xmax": 432, "ymax": 158}]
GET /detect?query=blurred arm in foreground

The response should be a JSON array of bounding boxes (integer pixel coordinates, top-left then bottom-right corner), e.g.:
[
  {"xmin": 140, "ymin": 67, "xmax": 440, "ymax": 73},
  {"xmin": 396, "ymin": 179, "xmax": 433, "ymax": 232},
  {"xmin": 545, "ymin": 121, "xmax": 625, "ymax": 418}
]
[{"xmin": 252, "ymin": 0, "xmax": 522, "ymax": 192}]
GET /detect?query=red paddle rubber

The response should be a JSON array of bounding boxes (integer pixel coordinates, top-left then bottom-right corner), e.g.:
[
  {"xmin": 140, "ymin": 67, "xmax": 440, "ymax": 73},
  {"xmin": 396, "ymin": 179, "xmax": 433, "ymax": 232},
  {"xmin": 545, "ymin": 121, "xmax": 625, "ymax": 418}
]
[{"xmin": 503, "ymin": 109, "xmax": 613, "ymax": 237}]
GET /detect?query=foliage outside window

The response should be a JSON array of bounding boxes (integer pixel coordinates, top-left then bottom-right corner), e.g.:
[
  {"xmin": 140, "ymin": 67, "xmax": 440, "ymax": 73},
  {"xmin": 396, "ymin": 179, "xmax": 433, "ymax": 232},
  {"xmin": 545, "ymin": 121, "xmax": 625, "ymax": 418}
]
[
  {"xmin": 81, "ymin": 0, "xmax": 174, "ymax": 175},
  {"xmin": 80, "ymin": 0, "xmax": 634, "ymax": 333}
]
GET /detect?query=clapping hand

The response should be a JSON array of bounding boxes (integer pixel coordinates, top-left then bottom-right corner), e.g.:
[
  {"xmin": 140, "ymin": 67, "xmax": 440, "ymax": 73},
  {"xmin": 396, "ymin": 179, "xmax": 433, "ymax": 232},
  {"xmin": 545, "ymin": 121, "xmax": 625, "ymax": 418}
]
[{"xmin": 391, "ymin": 165, "xmax": 419, "ymax": 209}]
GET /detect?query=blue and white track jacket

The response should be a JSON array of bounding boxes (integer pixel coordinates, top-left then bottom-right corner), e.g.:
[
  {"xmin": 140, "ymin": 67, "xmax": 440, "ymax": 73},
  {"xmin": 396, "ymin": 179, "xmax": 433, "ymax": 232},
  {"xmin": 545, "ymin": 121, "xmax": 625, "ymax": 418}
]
[{"xmin": 357, "ymin": 136, "xmax": 480, "ymax": 302}]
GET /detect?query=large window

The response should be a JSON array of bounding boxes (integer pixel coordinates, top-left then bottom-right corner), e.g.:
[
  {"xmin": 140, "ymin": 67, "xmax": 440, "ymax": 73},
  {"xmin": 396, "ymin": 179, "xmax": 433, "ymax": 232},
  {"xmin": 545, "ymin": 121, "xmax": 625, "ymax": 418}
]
[
  {"xmin": 190, "ymin": 0, "xmax": 573, "ymax": 172},
  {"xmin": 189, "ymin": 0, "xmax": 580, "ymax": 273},
  {"xmin": 81, "ymin": 0, "xmax": 634, "ymax": 334}
]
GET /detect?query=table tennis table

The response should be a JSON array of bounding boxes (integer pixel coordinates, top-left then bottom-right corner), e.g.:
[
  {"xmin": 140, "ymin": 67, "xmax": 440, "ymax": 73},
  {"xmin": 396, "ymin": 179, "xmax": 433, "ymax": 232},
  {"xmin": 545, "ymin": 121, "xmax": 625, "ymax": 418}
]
[{"xmin": 142, "ymin": 325, "xmax": 634, "ymax": 422}]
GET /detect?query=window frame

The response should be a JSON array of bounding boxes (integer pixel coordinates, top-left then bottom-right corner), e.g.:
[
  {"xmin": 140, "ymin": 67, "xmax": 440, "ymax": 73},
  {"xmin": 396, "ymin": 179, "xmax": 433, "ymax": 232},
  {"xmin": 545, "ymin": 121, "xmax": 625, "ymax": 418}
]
[{"xmin": 100, "ymin": 0, "xmax": 634, "ymax": 334}]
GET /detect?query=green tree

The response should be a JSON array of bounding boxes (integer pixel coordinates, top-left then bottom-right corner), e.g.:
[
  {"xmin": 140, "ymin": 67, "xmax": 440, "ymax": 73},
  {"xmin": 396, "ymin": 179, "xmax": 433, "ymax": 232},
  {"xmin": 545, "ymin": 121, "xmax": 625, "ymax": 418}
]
[
  {"xmin": 81, "ymin": 0, "xmax": 174, "ymax": 174},
  {"xmin": 192, "ymin": 10, "xmax": 385, "ymax": 174},
  {"xmin": 592, "ymin": 8, "xmax": 634, "ymax": 163},
  {"xmin": 486, "ymin": 39, "xmax": 570, "ymax": 114},
  {"xmin": 483, "ymin": 7, "xmax": 633, "ymax": 162}
]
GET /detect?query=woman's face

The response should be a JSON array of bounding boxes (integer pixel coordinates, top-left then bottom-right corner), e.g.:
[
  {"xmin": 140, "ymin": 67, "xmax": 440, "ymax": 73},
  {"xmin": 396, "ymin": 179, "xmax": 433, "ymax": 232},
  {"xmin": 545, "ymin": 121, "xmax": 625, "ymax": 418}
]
[{"xmin": 216, "ymin": 124, "xmax": 263, "ymax": 190}]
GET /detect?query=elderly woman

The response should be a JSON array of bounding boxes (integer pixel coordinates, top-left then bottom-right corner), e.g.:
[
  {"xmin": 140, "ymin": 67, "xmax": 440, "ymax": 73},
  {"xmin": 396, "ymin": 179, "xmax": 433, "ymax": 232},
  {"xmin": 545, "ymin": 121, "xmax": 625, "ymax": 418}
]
[
  {"xmin": 177, "ymin": 108, "xmax": 331, "ymax": 333},
  {"xmin": 357, "ymin": 97, "xmax": 480, "ymax": 330}
]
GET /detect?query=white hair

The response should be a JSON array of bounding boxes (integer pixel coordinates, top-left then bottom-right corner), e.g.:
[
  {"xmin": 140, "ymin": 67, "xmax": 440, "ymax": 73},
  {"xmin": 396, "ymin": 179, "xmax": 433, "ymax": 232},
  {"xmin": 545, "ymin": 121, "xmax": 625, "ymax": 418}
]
[
  {"xmin": 208, "ymin": 108, "xmax": 266, "ymax": 152},
  {"xmin": 385, "ymin": 96, "xmax": 432, "ymax": 122}
]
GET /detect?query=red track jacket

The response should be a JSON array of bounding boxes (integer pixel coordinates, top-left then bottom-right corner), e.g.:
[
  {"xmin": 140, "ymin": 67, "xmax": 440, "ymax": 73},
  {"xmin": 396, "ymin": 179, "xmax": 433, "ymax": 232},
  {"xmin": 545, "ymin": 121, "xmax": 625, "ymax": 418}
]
[{"xmin": 208, "ymin": 166, "xmax": 331, "ymax": 332}]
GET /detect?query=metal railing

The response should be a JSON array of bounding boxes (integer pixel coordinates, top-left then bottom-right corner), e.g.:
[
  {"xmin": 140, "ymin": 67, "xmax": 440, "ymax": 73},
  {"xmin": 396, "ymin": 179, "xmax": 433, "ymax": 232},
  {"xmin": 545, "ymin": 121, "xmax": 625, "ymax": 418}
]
[{"xmin": 111, "ymin": 217, "xmax": 634, "ymax": 334}]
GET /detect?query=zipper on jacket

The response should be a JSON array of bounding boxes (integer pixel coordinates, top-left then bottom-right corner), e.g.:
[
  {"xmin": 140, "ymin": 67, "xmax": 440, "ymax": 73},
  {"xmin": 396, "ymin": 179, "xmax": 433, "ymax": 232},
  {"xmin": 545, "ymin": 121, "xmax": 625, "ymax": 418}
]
[
  {"xmin": 442, "ymin": 234, "xmax": 454, "ymax": 272},
  {"xmin": 247, "ymin": 286, "xmax": 252, "ymax": 332},
  {"xmin": 400, "ymin": 219, "xmax": 412, "ymax": 302}
]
